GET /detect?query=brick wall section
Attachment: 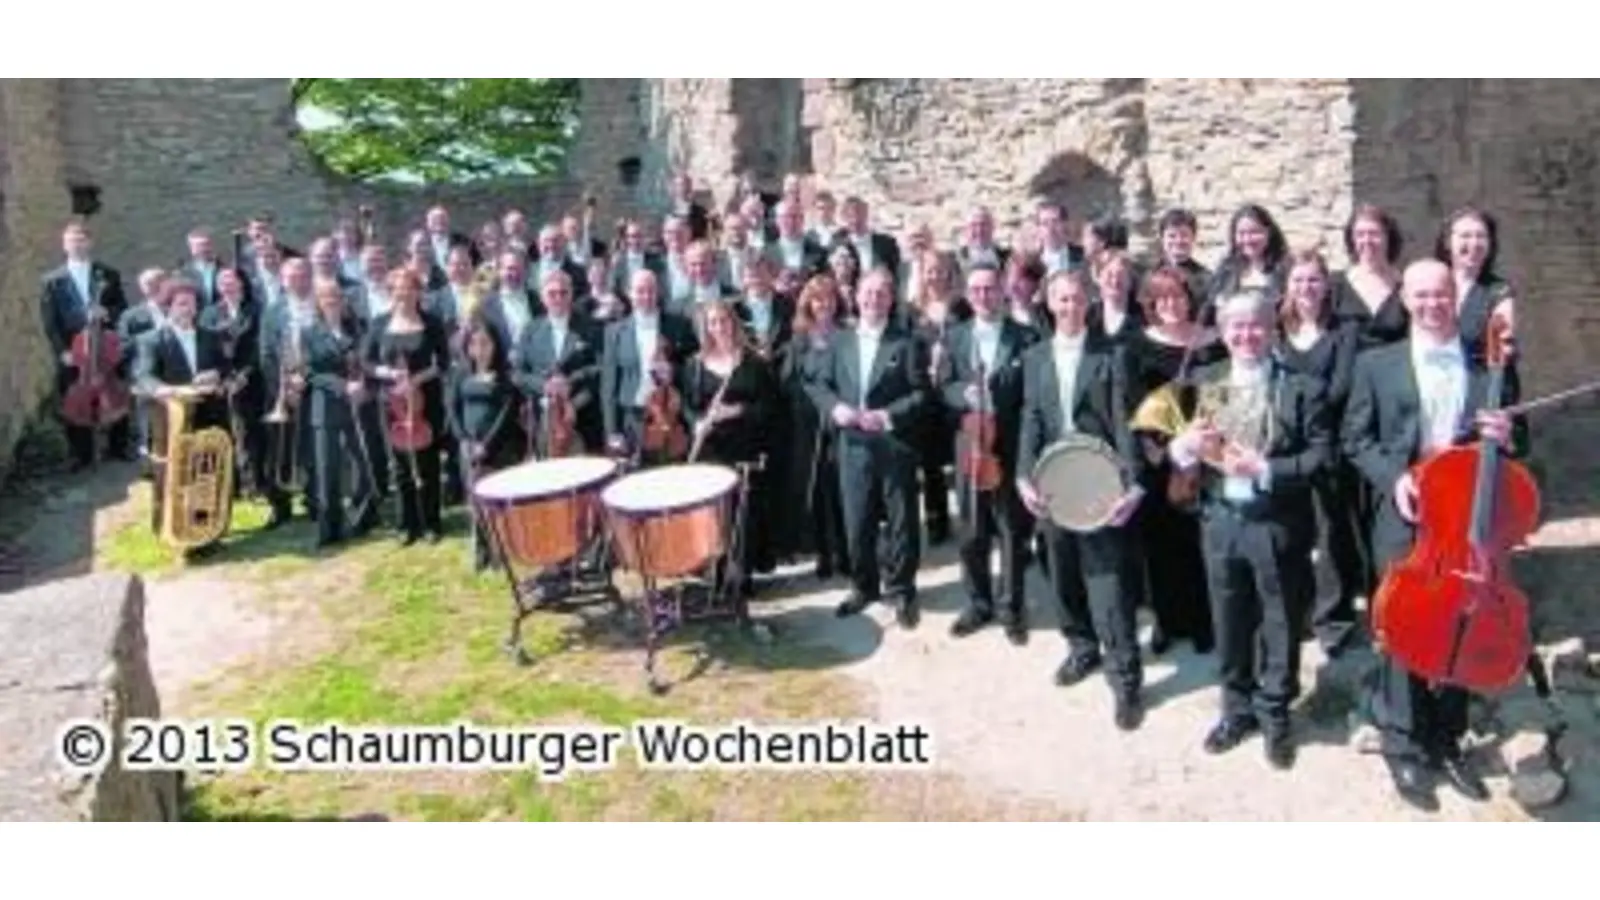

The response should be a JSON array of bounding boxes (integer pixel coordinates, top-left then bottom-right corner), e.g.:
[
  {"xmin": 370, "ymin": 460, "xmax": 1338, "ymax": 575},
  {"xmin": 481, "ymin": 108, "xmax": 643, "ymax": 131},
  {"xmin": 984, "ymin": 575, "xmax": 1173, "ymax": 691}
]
[{"xmin": 0, "ymin": 80, "xmax": 71, "ymax": 484}]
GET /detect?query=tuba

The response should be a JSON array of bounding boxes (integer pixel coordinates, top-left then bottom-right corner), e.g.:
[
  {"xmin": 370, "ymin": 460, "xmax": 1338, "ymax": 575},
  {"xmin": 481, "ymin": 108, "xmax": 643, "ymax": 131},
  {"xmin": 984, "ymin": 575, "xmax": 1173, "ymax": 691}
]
[{"xmin": 153, "ymin": 386, "xmax": 236, "ymax": 550}]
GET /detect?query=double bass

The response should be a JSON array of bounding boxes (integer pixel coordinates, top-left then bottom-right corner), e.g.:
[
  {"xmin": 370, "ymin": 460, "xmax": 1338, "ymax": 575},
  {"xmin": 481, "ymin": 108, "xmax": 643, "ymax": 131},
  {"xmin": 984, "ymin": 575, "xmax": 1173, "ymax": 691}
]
[
  {"xmin": 1371, "ymin": 315, "xmax": 1540, "ymax": 693},
  {"xmin": 61, "ymin": 296, "xmax": 132, "ymax": 461}
]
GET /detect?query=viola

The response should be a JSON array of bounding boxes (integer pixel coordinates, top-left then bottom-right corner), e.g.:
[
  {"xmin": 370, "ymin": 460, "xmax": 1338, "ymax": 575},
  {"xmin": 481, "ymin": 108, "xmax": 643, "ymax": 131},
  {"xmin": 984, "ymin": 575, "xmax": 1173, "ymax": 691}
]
[
  {"xmin": 61, "ymin": 302, "xmax": 132, "ymax": 433},
  {"xmin": 386, "ymin": 356, "xmax": 434, "ymax": 453},
  {"xmin": 1371, "ymin": 315, "xmax": 1540, "ymax": 693},
  {"xmin": 641, "ymin": 339, "xmax": 688, "ymax": 459},
  {"xmin": 958, "ymin": 360, "xmax": 1003, "ymax": 493}
]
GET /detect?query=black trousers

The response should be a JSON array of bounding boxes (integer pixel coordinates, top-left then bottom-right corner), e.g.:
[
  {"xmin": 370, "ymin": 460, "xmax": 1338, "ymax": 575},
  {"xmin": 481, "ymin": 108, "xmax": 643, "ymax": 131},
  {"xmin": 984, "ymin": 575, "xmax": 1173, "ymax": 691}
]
[
  {"xmin": 918, "ymin": 409, "xmax": 953, "ymax": 531},
  {"xmin": 838, "ymin": 433, "xmax": 921, "ymax": 605},
  {"xmin": 311, "ymin": 416, "xmax": 377, "ymax": 545},
  {"xmin": 1200, "ymin": 505, "xmax": 1312, "ymax": 732},
  {"xmin": 1043, "ymin": 520, "xmax": 1143, "ymax": 695},
  {"xmin": 392, "ymin": 442, "xmax": 443, "ymax": 537},
  {"xmin": 809, "ymin": 443, "xmax": 851, "ymax": 573},
  {"xmin": 1367, "ymin": 529, "xmax": 1471, "ymax": 762},
  {"xmin": 1307, "ymin": 464, "xmax": 1368, "ymax": 649},
  {"xmin": 356, "ymin": 398, "xmax": 392, "ymax": 499},
  {"xmin": 955, "ymin": 482, "xmax": 1031, "ymax": 618},
  {"xmin": 1137, "ymin": 487, "xmax": 1214, "ymax": 648},
  {"xmin": 64, "ymin": 419, "xmax": 131, "ymax": 466}
]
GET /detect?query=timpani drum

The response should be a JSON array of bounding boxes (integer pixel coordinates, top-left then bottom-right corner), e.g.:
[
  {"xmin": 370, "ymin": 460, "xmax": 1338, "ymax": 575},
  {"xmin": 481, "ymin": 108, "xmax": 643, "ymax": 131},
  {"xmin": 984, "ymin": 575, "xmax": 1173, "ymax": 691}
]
[
  {"xmin": 473, "ymin": 456, "xmax": 620, "ymax": 568},
  {"xmin": 601, "ymin": 463, "xmax": 739, "ymax": 579},
  {"xmin": 1031, "ymin": 435, "xmax": 1130, "ymax": 533}
]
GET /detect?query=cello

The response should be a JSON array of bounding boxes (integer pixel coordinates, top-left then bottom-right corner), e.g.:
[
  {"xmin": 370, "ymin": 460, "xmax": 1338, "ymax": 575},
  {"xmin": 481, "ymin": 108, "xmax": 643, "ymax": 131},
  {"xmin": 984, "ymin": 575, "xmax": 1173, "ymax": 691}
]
[
  {"xmin": 1371, "ymin": 314, "xmax": 1540, "ymax": 694},
  {"xmin": 61, "ymin": 296, "xmax": 132, "ymax": 463}
]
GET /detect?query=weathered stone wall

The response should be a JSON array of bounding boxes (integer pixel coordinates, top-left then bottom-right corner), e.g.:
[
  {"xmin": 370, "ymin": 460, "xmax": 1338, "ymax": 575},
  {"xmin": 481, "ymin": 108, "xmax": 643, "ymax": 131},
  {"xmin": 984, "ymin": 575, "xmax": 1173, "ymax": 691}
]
[{"xmin": 0, "ymin": 572, "xmax": 179, "ymax": 821}]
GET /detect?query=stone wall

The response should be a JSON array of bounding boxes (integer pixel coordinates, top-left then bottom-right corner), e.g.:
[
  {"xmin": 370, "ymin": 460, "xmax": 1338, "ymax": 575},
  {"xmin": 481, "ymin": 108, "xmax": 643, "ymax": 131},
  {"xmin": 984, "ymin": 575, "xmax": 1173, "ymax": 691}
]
[{"xmin": 0, "ymin": 572, "xmax": 179, "ymax": 821}]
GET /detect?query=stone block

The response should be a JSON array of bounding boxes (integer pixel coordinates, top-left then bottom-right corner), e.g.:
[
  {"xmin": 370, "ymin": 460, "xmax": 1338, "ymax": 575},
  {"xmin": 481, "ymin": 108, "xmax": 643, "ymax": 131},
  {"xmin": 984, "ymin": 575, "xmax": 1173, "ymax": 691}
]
[{"xmin": 0, "ymin": 572, "xmax": 180, "ymax": 821}]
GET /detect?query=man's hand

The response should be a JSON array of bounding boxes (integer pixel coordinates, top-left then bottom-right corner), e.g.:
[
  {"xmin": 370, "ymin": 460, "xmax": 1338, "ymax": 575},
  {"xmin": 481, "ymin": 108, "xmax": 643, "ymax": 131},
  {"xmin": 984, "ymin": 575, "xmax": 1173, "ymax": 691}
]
[
  {"xmin": 345, "ymin": 380, "xmax": 365, "ymax": 400},
  {"xmin": 830, "ymin": 403, "xmax": 858, "ymax": 428},
  {"xmin": 858, "ymin": 410, "xmax": 890, "ymax": 433},
  {"xmin": 544, "ymin": 373, "xmax": 571, "ymax": 398},
  {"xmin": 606, "ymin": 434, "xmax": 628, "ymax": 456},
  {"xmin": 1016, "ymin": 477, "xmax": 1050, "ymax": 519},
  {"xmin": 374, "ymin": 365, "xmax": 399, "ymax": 382},
  {"xmin": 470, "ymin": 442, "xmax": 487, "ymax": 463},
  {"xmin": 963, "ymin": 383, "xmax": 983, "ymax": 407},
  {"xmin": 714, "ymin": 402, "xmax": 743, "ymax": 423},
  {"xmin": 59, "ymin": 351, "xmax": 74, "ymax": 366},
  {"xmin": 1221, "ymin": 444, "xmax": 1266, "ymax": 479},
  {"xmin": 1394, "ymin": 471, "xmax": 1420, "ymax": 524},
  {"xmin": 153, "ymin": 385, "xmax": 175, "ymax": 400},
  {"xmin": 1171, "ymin": 421, "xmax": 1219, "ymax": 464},
  {"xmin": 288, "ymin": 373, "xmax": 306, "ymax": 392},
  {"xmin": 1476, "ymin": 410, "xmax": 1512, "ymax": 447},
  {"xmin": 650, "ymin": 359, "xmax": 673, "ymax": 381}
]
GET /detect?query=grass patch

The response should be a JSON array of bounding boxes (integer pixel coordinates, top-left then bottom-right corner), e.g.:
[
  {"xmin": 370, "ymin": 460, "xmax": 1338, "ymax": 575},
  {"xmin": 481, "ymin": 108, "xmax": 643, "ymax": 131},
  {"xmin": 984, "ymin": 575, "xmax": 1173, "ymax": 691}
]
[{"xmin": 96, "ymin": 487, "xmax": 1024, "ymax": 821}]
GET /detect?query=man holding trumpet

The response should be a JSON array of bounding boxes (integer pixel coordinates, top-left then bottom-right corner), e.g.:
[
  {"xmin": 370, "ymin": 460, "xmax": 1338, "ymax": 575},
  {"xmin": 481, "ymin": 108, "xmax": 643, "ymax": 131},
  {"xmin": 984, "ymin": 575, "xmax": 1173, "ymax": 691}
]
[{"xmin": 1166, "ymin": 289, "xmax": 1329, "ymax": 770}]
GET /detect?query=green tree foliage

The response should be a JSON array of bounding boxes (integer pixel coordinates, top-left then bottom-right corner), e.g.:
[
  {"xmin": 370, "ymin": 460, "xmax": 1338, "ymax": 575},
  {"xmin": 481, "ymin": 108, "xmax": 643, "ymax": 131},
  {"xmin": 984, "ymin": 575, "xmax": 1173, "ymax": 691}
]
[{"xmin": 292, "ymin": 79, "xmax": 579, "ymax": 183}]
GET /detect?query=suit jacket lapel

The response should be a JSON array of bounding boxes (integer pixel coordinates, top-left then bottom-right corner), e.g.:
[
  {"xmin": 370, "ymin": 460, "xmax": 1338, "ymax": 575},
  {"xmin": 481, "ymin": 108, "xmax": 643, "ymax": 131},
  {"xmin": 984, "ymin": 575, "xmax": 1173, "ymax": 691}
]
[
  {"xmin": 169, "ymin": 331, "xmax": 195, "ymax": 382},
  {"xmin": 866, "ymin": 332, "xmax": 896, "ymax": 395},
  {"xmin": 839, "ymin": 330, "xmax": 862, "ymax": 401},
  {"xmin": 1393, "ymin": 343, "xmax": 1424, "ymax": 458},
  {"xmin": 1070, "ymin": 346, "xmax": 1097, "ymax": 426}
]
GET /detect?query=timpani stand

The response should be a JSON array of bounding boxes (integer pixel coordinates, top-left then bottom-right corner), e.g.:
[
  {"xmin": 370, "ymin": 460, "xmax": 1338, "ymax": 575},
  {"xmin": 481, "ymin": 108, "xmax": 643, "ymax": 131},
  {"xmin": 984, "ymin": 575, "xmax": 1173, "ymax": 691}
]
[{"xmin": 601, "ymin": 458, "xmax": 763, "ymax": 693}]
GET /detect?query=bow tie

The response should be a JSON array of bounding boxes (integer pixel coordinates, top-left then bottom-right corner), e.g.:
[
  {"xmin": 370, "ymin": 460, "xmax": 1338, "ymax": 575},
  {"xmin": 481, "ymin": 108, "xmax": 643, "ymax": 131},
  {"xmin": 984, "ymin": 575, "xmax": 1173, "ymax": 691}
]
[{"xmin": 1425, "ymin": 346, "xmax": 1461, "ymax": 367}]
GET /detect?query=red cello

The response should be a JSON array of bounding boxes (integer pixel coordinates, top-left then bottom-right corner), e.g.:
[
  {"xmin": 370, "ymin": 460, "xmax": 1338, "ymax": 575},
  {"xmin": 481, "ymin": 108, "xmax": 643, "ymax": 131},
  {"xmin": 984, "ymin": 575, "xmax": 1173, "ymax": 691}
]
[
  {"xmin": 1371, "ymin": 315, "xmax": 1540, "ymax": 693},
  {"xmin": 61, "ymin": 301, "xmax": 132, "ymax": 451}
]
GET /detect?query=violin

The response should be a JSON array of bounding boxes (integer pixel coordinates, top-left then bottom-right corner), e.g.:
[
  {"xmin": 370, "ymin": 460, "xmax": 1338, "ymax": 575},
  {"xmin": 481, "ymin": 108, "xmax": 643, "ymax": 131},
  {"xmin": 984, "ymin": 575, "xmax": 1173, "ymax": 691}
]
[
  {"xmin": 543, "ymin": 382, "xmax": 577, "ymax": 459},
  {"xmin": 386, "ymin": 353, "xmax": 434, "ymax": 453},
  {"xmin": 958, "ymin": 359, "xmax": 1003, "ymax": 494},
  {"xmin": 1371, "ymin": 315, "xmax": 1539, "ymax": 693},
  {"xmin": 62, "ymin": 297, "xmax": 133, "ymax": 440},
  {"xmin": 641, "ymin": 338, "xmax": 688, "ymax": 459}
]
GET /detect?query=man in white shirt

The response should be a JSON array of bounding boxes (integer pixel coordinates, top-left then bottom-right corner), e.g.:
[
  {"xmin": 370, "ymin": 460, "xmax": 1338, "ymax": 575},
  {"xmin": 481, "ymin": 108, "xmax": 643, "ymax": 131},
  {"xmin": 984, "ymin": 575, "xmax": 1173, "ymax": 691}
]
[
  {"xmin": 119, "ymin": 267, "xmax": 172, "ymax": 466},
  {"xmin": 600, "ymin": 269, "xmax": 697, "ymax": 460},
  {"xmin": 183, "ymin": 228, "xmax": 226, "ymax": 309},
  {"xmin": 515, "ymin": 270, "xmax": 604, "ymax": 456},
  {"xmin": 838, "ymin": 196, "xmax": 903, "ymax": 287},
  {"xmin": 805, "ymin": 270, "xmax": 929, "ymax": 629},
  {"xmin": 41, "ymin": 220, "xmax": 134, "ymax": 468},
  {"xmin": 939, "ymin": 264, "xmax": 1039, "ymax": 647},
  {"xmin": 1014, "ymin": 269, "xmax": 1147, "ymax": 729},
  {"xmin": 1342, "ymin": 258, "xmax": 1522, "ymax": 811},
  {"xmin": 484, "ymin": 251, "xmax": 540, "ymax": 356},
  {"xmin": 1168, "ymin": 289, "xmax": 1329, "ymax": 770},
  {"xmin": 957, "ymin": 207, "xmax": 1011, "ymax": 278},
  {"xmin": 1033, "ymin": 202, "xmax": 1085, "ymax": 275},
  {"xmin": 763, "ymin": 200, "xmax": 826, "ymax": 280}
]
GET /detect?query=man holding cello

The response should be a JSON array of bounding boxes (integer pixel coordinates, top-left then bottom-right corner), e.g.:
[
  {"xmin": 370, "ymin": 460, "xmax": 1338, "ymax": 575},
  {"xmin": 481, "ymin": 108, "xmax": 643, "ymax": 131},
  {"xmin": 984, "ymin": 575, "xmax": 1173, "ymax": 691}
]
[
  {"xmin": 1342, "ymin": 258, "xmax": 1527, "ymax": 811},
  {"xmin": 40, "ymin": 220, "xmax": 134, "ymax": 469}
]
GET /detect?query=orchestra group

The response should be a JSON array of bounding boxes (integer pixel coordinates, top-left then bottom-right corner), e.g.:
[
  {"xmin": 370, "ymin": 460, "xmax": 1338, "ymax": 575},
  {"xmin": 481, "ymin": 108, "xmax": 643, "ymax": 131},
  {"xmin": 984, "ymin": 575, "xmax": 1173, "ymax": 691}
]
[{"xmin": 39, "ymin": 169, "xmax": 1528, "ymax": 813}]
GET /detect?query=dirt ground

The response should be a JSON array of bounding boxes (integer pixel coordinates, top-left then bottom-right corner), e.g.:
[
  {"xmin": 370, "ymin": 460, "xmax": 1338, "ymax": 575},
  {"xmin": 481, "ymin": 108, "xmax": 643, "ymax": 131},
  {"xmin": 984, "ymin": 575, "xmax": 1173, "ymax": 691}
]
[{"xmin": 4, "ymin": 462, "xmax": 1597, "ymax": 821}]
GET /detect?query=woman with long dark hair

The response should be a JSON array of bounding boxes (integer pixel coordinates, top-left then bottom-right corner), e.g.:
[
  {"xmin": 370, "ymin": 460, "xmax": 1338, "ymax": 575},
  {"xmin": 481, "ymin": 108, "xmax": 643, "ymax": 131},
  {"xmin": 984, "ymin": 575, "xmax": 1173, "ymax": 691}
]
[
  {"xmin": 1331, "ymin": 204, "xmax": 1409, "ymax": 350},
  {"xmin": 449, "ymin": 322, "xmax": 521, "ymax": 570},
  {"xmin": 1204, "ymin": 204, "xmax": 1289, "ymax": 324},
  {"xmin": 1277, "ymin": 248, "xmax": 1364, "ymax": 656},
  {"xmin": 1433, "ymin": 206, "xmax": 1517, "ymax": 361}
]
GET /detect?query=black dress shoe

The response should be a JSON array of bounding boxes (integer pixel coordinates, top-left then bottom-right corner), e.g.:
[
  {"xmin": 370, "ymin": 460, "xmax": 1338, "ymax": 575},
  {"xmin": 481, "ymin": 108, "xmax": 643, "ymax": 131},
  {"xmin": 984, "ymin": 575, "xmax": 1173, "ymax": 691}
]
[
  {"xmin": 1002, "ymin": 615, "xmax": 1028, "ymax": 646},
  {"xmin": 1191, "ymin": 636, "xmax": 1215, "ymax": 655},
  {"xmin": 400, "ymin": 532, "xmax": 420, "ymax": 547},
  {"xmin": 1384, "ymin": 756, "xmax": 1440, "ymax": 812},
  {"xmin": 1054, "ymin": 651, "xmax": 1102, "ymax": 686},
  {"xmin": 425, "ymin": 530, "xmax": 443, "ymax": 545},
  {"xmin": 1203, "ymin": 717, "xmax": 1260, "ymax": 755},
  {"xmin": 950, "ymin": 606, "xmax": 994, "ymax": 637},
  {"xmin": 1437, "ymin": 750, "xmax": 1490, "ymax": 802},
  {"xmin": 814, "ymin": 560, "xmax": 833, "ymax": 580},
  {"xmin": 927, "ymin": 519, "xmax": 951, "ymax": 545},
  {"xmin": 1265, "ymin": 730, "xmax": 1296, "ymax": 770},
  {"xmin": 896, "ymin": 601, "xmax": 920, "ymax": 630},
  {"xmin": 1113, "ymin": 692, "xmax": 1145, "ymax": 731},
  {"xmin": 835, "ymin": 592, "xmax": 874, "ymax": 618},
  {"xmin": 1148, "ymin": 626, "xmax": 1171, "ymax": 656}
]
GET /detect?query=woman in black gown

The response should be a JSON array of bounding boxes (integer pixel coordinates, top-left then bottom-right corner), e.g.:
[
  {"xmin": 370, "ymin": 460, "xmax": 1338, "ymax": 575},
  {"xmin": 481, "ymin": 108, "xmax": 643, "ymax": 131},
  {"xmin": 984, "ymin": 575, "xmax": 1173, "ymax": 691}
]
[
  {"xmin": 1278, "ymin": 249, "xmax": 1363, "ymax": 657},
  {"xmin": 682, "ymin": 298, "xmax": 780, "ymax": 597},
  {"xmin": 1125, "ymin": 266, "xmax": 1224, "ymax": 654},
  {"xmin": 1203, "ymin": 204, "xmax": 1288, "ymax": 325},
  {"xmin": 302, "ymin": 280, "xmax": 379, "ymax": 549},
  {"xmin": 366, "ymin": 269, "xmax": 452, "ymax": 544},
  {"xmin": 1330, "ymin": 204, "xmax": 1409, "ymax": 350},
  {"xmin": 1088, "ymin": 250, "xmax": 1145, "ymax": 345},
  {"xmin": 448, "ymin": 322, "xmax": 521, "ymax": 570},
  {"xmin": 910, "ymin": 252, "xmax": 968, "ymax": 543},
  {"xmin": 783, "ymin": 275, "xmax": 851, "ymax": 578},
  {"xmin": 1434, "ymin": 205, "xmax": 1517, "ymax": 362}
]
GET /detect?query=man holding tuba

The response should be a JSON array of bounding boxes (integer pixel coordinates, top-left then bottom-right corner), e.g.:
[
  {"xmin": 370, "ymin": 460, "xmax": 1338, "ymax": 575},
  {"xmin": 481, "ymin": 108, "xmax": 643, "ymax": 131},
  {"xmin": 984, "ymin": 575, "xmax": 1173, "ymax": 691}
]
[{"xmin": 1166, "ymin": 289, "xmax": 1328, "ymax": 771}]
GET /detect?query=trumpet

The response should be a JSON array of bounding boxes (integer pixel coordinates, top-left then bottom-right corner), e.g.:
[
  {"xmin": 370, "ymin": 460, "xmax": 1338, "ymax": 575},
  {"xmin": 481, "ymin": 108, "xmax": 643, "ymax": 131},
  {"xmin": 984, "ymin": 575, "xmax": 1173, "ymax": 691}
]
[{"xmin": 263, "ymin": 323, "xmax": 307, "ymax": 492}]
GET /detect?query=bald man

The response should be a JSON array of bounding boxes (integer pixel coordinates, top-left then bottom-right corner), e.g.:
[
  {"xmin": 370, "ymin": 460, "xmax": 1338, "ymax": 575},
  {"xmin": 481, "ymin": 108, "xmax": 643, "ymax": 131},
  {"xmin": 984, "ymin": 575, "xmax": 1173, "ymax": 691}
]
[
  {"xmin": 1342, "ymin": 258, "xmax": 1525, "ymax": 812},
  {"xmin": 1169, "ymin": 289, "xmax": 1329, "ymax": 771}
]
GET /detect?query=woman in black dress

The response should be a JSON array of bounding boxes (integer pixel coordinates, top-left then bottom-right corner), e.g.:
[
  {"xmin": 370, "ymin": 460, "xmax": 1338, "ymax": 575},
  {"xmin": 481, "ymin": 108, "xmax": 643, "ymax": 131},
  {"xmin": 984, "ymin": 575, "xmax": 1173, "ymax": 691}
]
[
  {"xmin": 366, "ymin": 269, "xmax": 452, "ymax": 544},
  {"xmin": 449, "ymin": 322, "xmax": 521, "ymax": 571},
  {"xmin": 783, "ymin": 275, "xmax": 851, "ymax": 577},
  {"xmin": 911, "ymin": 251, "xmax": 968, "ymax": 543},
  {"xmin": 1126, "ymin": 266, "xmax": 1225, "ymax": 654},
  {"xmin": 1088, "ymin": 250, "xmax": 1145, "ymax": 344},
  {"xmin": 1434, "ymin": 205, "xmax": 1517, "ymax": 362},
  {"xmin": 1278, "ymin": 248, "xmax": 1363, "ymax": 656},
  {"xmin": 1003, "ymin": 252, "xmax": 1048, "ymax": 336},
  {"xmin": 302, "ymin": 280, "xmax": 380, "ymax": 549},
  {"xmin": 1204, "ymin": 204, "xmax": 1289, "ymax": 325},
  {"xmin": 683, "ymin": 298, "xmax": 780, "ymax": 597},
  {"xmin": 1331, "ymin": 204, "xmax": 1409, "ymax": 350}
]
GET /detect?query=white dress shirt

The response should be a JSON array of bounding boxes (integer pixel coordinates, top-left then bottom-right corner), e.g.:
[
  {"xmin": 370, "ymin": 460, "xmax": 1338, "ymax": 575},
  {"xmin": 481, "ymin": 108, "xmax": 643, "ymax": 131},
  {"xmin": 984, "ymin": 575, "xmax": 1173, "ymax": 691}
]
[
  {"xmin": 634, "ymin": 313, "xmax": 661, "ymax": 406},
  {"xmin": 849, "ymin": 233, "xmax": 875, "ymax": 271},
  {"xmin": 431, "ymin": 235, "xmax": 451, "ymax": 266},
  {"xmin": 195, "ymin": 260, "xmax": 217, "ymax": 298},
  {"xmin": 548, "ymin": 315, "xmax": 570, "ymax": 359},
  {"xmin": 500, "ymin": 291, "xmax": 534, "ymax": 344},
  {"xmin": 971, "ymin": 318, "xmax": 1002, "ymax": 373},
  {"xmin": 287, "ymin": 296, "xmax": 315, "ymax": 330},
  {"xmin": 1052, "ymin": 333, "xmax": 1085, "ymax": 430},
  {"xmin": 67, "ymin": 260, "xmax": 91, "ymax": 305},
  {"xmin": 856, "ymin": 325, "xmax": 884, "ymax": 408},
  {"xmin": 1042, "ymin": 246, "xmax": 1073, "ymax": 274},
  {"xmin": 779, "ymin": 238, "xmax": 806, "ymax": 271},
  {"xmin": 1412, "ymin": 332, "xmax": 1467, "ymax": 454},
  {"xmin": 966, "ymin": 245, "xmax": 998, "ymax": 267},
  {"xmin": 364, "ymin": 283, "xmax": 393, "ymax": 321},
  {"xmin": 173, "ymin": 326, "xmax": 199, "ymax": 376},
  {"xmin": 745, "ymin": 295, "xmax": 773, "ymax": 338}
]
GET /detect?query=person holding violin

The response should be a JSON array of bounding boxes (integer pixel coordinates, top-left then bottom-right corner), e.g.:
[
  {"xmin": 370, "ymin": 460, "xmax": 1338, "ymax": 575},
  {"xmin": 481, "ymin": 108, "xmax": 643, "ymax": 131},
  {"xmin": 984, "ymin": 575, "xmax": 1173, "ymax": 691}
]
[
  {"xmin": 1016, "ymin": 269, "xmax": 1148, "ymax": 728},
  {"xmin": 600, "ymin": 268, "xmax": 699, "ymax": 465},
  {"xmin": 365, "ymin": 269, "xmax": 451, "ymax": 545},
  {"xmin": 40, "ymin": 220, "xmax": 134, "ymax": 469},
  {"xmin": 1167, "ymin": 290, "xmax": 1329, "ymax": 770},
  {"xmin": 1342, "ymin": 258, "xmax": 1527, "ymax": 811},
  {"xmin": 448, "ymin": 322, "xmax": 521, "ymax": 571},
  {"xmin": 513, "ymin": 269, "xmax": 603, "ymax": 457},
  {"xmin": 683, "ymin": 298, "xmax": 781, "ymax": 595},
  {"xmin": 805, "ymin": 268, "xmax": 930, "ymax": 630},
  {"xmin": 302, "ymin": 279, "xmax": 380, "ymax": 549},
  {"xmin": 940, "ymin": 263, "xmax": 1038, "ymax": 646}
]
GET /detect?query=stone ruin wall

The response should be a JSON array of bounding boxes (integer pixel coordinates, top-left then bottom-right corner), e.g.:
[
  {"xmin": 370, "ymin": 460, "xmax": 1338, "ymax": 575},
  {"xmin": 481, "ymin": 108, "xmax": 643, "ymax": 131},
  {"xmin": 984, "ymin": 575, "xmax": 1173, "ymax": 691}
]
[{"xmin": 1, "ymin": 78, "xmax": 1597, "ymax": 501}]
